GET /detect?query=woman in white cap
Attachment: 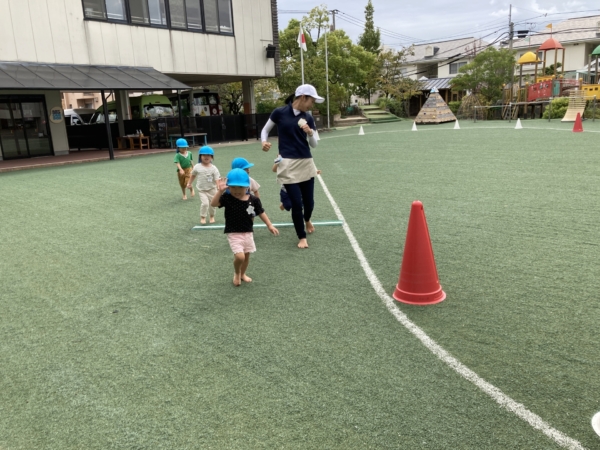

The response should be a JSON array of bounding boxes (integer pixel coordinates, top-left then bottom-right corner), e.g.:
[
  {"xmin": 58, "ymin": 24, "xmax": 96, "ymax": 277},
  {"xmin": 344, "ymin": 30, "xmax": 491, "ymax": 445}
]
[{"xmin": 261, "ymin": 84, "xmax": 324, "ymax": 249}]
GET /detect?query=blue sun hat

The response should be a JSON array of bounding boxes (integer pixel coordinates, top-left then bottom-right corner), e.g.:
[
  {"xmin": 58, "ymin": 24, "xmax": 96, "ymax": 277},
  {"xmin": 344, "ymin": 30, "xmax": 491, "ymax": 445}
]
[
  {"xmin": 226, "ymin": 168, "xmax": 250, "ymax": 187},
  {"xmin": 176, "ymin": 138, "xmax": 189, "ymax": 148},
  {"xmin": 231, "ymin": 157, "xmax": 254, "ymax": 170},
  {"xmin": 199, "ymin": 146, "xmax": 214, "ymax": 156}
]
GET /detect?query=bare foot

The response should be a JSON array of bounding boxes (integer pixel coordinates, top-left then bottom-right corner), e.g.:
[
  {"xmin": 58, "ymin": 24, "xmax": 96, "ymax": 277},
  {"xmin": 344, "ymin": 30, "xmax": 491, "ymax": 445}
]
[
  {"xmin": 298, "ymin": 238, "xmax": 309, "ymax": 249},
  {"xmin": 306, "ymin": 221, "xmax": 315, "ymax": 234},
  {"xmin": 279, "ymin": 203, "xmax": 285, "ymax": 211},
  {"xmin": 182, "ymin": 195, "xmax": 187, "ymax": 200},
  {"xmin": 209, "ymin": 216, "xmax": 215, "ymax": 223},
  {"xmin": 241, "ymin": 274, "xmax": 253, "ymax": 283},
  {"xmin": 233, "ymin": 273, "xmax": 241, "ymax": 286},
  {"xmin": 200, "ymin": 217, "xmax": 206, "ymax": 224},
  {"xmin": 190, "ymin": 190, "xmax": 195, "ymax": 197}
]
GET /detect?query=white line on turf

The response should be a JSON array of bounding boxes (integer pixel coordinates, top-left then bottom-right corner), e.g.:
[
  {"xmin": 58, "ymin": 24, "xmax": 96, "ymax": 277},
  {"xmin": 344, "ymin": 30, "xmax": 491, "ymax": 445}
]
[
  {"xmin": 319, "ymin": 126, "xmax": 600, "ymax": 139},
  {"xmin": 316, "ymin": 174, "xmax": 586, "ymax": 450}
]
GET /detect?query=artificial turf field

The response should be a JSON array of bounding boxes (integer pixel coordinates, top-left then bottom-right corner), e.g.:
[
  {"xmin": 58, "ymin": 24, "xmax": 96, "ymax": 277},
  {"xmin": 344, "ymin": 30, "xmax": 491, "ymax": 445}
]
[{"xmin": 1, "ymin": 119, "xmax": 599, "ymax": 449}]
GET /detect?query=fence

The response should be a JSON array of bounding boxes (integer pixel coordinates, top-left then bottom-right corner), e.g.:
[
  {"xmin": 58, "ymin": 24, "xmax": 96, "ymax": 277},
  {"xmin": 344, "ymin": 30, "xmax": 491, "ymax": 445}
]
[{"xmin": 66, "ymin": 114, "xmax": 277, "ymax": 150}]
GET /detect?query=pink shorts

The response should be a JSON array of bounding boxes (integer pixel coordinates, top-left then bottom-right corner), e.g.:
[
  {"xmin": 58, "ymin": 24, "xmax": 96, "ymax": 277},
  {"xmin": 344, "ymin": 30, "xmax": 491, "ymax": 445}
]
[{"xmin": 227, "ymin": 232, "xmax": 256, "ymax": 254}]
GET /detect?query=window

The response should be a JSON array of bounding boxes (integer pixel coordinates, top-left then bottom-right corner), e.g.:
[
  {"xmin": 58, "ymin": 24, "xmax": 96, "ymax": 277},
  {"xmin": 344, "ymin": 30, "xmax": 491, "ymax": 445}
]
[
  {"xmin": 203, "ymin": 0, "xmax": 219, "ymax": 33},
  {"xmin": 218, "ymin": 0, "xmax": 232, "ymax": 33},
  {"xmin": 148, "ymin": 0, "xmax": 167, "ymax": 26},
  {"xmin": 82, "ymin": 0, "xmax": 231, "ymax": 34},
  {"xmin": 129, "ymin": 0, "xmax": 150, "ymax": 24},
  {"xmin": 169, "ymin": 0, "xmax": 187, "ymax": 29},
  {"xmin": 83, "ymin": 0, "xmax": 107, "ymax": 19},
  {"xmin": 449, "ymin": 61, "xmax": 467, "ymax": 74},
  {"xmin": 185, "ymin": 0, "xmax": 202, "ymax": 30},
  {"xmin": 129, "ymin": 0, "xmax": 167, "ymax": 26},
  {"xmin": 143, "ymin": 103, "xmax": 174, "ymax": 118},
  {"xmin": 106, "ymin": 0, "xmax": 127, "ymax": 20}
]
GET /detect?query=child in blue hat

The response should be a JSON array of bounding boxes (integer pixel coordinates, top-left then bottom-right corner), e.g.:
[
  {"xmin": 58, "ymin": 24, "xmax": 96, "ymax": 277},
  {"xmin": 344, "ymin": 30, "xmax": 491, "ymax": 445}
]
[
  {"xmin": 231, "ymin": 157, "xmax": 261, "ymax": 197},
  {"xmin": 211, "ymin": 169, "xmax": 279, "ymax": 286},
  {"xmin": 188, "ymin": 146, "xmax": 220, "ymax": 224},
  {"xmin": 174, "ymin": 138, "xmax": 194, "ymax": 200}
]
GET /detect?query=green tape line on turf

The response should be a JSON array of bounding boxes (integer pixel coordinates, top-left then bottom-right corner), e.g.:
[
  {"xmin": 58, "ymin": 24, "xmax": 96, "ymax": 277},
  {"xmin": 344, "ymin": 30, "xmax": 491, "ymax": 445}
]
[{"xmin": 191, "ymin": 220, "xmax": 343, "ymax": 230}]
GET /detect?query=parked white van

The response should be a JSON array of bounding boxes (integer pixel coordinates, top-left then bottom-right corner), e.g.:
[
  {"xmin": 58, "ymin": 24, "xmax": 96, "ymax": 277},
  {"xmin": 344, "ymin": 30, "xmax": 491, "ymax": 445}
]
[{"xmin": 64, "ymin": 108, "xmax": 96, "ymax": 125}]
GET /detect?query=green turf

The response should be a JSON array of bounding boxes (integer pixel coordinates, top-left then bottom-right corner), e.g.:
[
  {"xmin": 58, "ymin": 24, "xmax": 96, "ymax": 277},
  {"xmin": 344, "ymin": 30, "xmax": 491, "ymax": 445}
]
[{"xmin": 1, "ymin": 119, "xmax": 599, "ymax": 449}]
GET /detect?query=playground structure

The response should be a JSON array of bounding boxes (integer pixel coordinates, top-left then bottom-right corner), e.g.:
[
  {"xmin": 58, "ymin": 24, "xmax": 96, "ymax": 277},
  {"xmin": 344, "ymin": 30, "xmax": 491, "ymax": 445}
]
[
  {"xmin": 414, "ymin": 87, "xmax": 457, "ymax": 124},
  {"xmin": 501, "ymin": 38, "xmax": 600, "ymax": 121}
]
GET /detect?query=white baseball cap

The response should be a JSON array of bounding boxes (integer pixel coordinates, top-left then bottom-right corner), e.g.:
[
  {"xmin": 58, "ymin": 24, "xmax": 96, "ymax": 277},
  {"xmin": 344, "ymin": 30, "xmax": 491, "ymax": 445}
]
[{"xmin": 295, "ymin": 84, "xmax": 325, "ymax": 103}]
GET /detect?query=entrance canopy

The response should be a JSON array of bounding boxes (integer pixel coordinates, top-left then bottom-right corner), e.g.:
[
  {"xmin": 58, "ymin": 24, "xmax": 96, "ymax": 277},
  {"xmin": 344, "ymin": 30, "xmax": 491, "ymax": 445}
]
[{"xmin": 0, "ymin": 62, "xmax": 191, "ymax": 91}]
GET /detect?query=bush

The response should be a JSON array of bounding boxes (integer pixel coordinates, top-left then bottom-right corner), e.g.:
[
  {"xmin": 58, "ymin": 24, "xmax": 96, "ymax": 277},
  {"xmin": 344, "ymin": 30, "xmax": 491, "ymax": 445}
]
[
  {"xmin": 375, "ymin": 97, "xmax": 407, "ymax": 117},
  {"xmin": 583, "ymin": 102, "xmax": 600, "ymax": 119},
  {"xmin": 448, "ymin": 101, "xmax": 461, "ymax": 114},
  {"xmin": 256, "ymin": 100, "xmax": 283, "ymax": 114},
  {"xmin": 542, "ymin": 97, "xmax": 569, "ymax": 119}
]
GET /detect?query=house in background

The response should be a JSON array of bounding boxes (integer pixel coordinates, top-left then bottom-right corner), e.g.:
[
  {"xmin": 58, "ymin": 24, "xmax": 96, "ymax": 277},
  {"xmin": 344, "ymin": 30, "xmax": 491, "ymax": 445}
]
[
  {"xmin": 511, "ymin": 15, "xmax": 600, "ymax": 83},
  {"xmin": 401, "ymin": 37, "xmax": 486, "ymax": 116}
]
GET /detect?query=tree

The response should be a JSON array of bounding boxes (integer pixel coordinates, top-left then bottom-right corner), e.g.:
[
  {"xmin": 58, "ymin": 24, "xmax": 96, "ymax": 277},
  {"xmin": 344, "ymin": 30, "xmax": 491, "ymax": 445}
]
[
  {"xmin": 449, "ymin": 47, "xmax": 516, "ymax": 104},
  {"xmin": 203, "ymin": 82, "xmax": 244, "ymax": 114},
  {"xmin": 357, "ymin": 0, "xmax": 381, "ymax": 54},
  {"xmin": 276, "ymin": 7, "xmax": 376, "ymax": 115},
  {"xmin": 376, "ymin": 48, "xmax": 417, "ymax": 98},
  {"xmin": 302, "ymin": 4, "xmax": 329, "ymax": 45}
]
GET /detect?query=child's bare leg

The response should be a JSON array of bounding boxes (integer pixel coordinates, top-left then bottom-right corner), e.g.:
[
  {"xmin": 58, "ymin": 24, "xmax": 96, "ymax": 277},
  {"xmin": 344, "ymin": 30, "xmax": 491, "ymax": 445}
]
[
  {"xmin": 200, "ymin": 216, "xmax": 206, "ymax": 224},
  {"xmin": 240, "ymin": 253, "xmax": 252, "ymax": 282},
  {"xmin": 181, "ymin": 186, "xmax": 187, "ymax": 200},
  {"xmin": 305, "ymin": 220, "xmax": 315, "ymax": 234},
  {"xmin": 208, "ymin": 202, "xmax": 216, "ymax": 223},
  {"xmin": 190, "ymin": 187, "xmax": 195, "ymax": 197},
  {"xmin": 233, "ymin": 252, "xmax": 245, "ymax": 286}
]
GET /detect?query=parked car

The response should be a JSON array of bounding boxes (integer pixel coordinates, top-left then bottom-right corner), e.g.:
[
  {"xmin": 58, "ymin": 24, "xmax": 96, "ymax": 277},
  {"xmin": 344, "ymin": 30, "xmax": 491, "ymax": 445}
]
[
  {"xmin": 64, "ymin": 108, "xmax": 96, "ymax": 125},
  {"xmin": 89, "ymin": 94, "xmax": 175, "ymax": 124}
]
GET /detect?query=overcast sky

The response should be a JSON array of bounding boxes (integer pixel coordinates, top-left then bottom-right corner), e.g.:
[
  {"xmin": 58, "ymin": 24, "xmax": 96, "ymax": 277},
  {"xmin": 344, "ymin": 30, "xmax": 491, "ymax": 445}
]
[{"xmin": 276, "ymin": 1, "xmax": 600, "ymax": 48}]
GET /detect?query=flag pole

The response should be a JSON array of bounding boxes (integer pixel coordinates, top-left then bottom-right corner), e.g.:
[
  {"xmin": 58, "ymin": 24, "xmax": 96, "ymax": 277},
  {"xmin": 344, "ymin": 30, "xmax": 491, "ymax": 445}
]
[
  {"xmin": 298, "ymin": 25, "xmax": 306, "ymax": 84},
  {"xmin": 301, "ymin": 46, "xmax": 305, "ymax": 84}
]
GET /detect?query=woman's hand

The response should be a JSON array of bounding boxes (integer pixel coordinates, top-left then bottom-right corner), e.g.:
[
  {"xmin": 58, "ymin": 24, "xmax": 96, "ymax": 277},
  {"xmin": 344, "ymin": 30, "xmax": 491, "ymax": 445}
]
[
  {"xmin": 262, "ymin": 141, "xmax": 272, "ymax": 152},
  {"xmin": 300, "ymin": 124, "xmax": 313, "ymax": 137}
]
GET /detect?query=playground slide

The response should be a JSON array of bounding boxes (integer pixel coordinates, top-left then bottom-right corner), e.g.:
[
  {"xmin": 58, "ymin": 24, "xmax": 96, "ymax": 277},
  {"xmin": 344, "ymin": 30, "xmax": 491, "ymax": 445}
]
[{"xmin": 561, "ymin": 91, "xmax": 586, "ymax": 122}]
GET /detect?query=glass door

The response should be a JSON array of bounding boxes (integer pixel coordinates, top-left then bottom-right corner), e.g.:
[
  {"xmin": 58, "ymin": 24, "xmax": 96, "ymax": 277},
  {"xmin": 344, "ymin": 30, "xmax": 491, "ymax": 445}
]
[
  {"xmin": 0, "ymin": 102, "xmax": 27, "ymax": 159},
  {"xmin": 0, "ymin": 98, "xmax": 52, "ymax": 160},
  {"xmin": 21, "ymin": 101, "xmax": 51, "ymax": 157}
]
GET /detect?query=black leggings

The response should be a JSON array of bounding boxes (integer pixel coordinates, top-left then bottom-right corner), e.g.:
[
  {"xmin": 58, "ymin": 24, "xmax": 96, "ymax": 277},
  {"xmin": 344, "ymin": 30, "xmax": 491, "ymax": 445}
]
[{"xmin": 283, "ymin": 178, "xmax": 315, "ymax": 239}]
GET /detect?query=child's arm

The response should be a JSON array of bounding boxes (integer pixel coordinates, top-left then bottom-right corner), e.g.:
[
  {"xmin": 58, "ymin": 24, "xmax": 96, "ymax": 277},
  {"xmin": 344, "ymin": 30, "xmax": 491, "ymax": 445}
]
[
  {"xmin": 187, "ymin": 174, "xmax": 196, "ymax": 189},
  {"xmin": 258, "ymin": 212, "xmax": 279, "ymax": 236},
  {"xmin": 210, "ymin": 178, "xmax": 227, "ymax": 207},
  {"xmin": 272, "ymin": 155, "xmax": 282, "ymax": 173}
]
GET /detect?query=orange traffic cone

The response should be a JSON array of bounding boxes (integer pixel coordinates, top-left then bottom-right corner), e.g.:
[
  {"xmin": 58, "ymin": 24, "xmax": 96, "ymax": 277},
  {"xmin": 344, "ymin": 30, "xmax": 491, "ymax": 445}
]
[
  {"xmin": 573, "ymin": 112, "xmax": 583, "ymax": 132},
  {"xmin": 393, "ymin": 201, "xmax": 446, "ymax": 305}
]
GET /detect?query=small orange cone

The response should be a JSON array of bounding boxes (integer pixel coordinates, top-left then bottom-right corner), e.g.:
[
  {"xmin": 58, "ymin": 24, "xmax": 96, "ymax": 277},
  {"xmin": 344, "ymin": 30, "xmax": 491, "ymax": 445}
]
[
  {"xmin": 393, "ymin": 201, "xmax": 446, "ymax": 305},
  {"xmin": 573, "ymin": 112, "xmax": 583, "ymax": 132}
]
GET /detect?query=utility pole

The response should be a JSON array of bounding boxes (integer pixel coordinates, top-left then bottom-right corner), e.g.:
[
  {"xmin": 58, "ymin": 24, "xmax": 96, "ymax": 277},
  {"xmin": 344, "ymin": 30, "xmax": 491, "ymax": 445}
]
[
  {"xmin": 508, "ymin": 4, "xmax": 516, "ymax": 108},
  {"xmin": 508, "ymin": 4, "xmax": 514, "ymax": 51},
  {"xmin": 330, "ymin": 9, "xmax": 337, "ymax": 31}
]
